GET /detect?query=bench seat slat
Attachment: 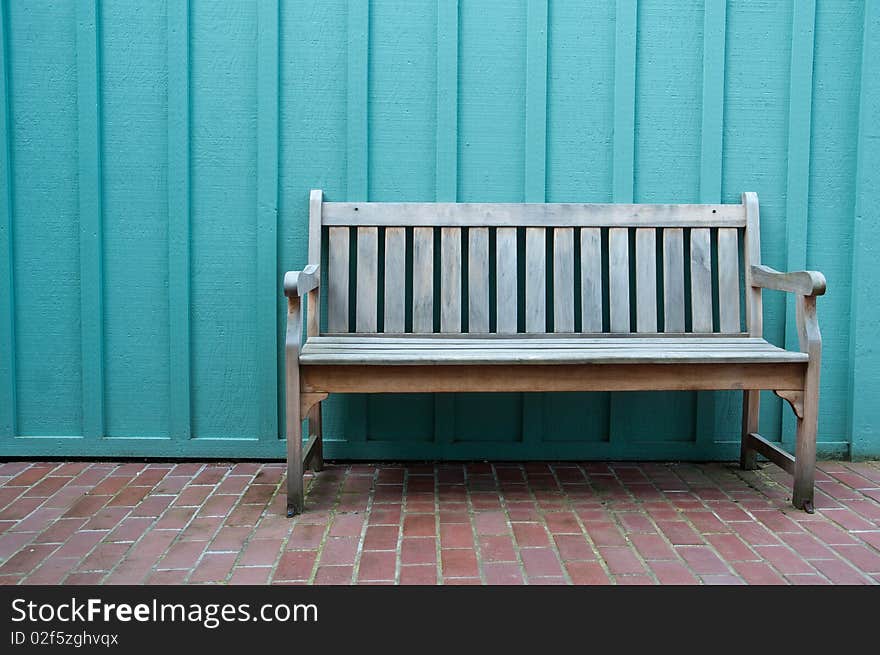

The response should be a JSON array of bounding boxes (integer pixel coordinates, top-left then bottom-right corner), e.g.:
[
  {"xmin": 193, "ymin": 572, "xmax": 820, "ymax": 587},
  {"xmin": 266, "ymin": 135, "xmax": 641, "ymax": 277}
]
[{"xmin": 300, "ymin": 336, "xmax": 807, "ymax": 365}]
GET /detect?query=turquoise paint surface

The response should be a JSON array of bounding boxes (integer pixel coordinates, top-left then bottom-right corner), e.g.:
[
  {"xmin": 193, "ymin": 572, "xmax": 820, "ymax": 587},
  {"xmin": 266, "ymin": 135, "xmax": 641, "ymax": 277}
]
[{"xmin": 0, "ymin": 0, "xmax": 876, "ymax": 459}]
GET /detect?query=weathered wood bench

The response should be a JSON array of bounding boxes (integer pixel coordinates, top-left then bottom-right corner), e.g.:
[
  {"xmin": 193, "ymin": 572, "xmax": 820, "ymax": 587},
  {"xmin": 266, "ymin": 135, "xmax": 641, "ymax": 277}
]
[{"xmin": 283, "ymin": 190, "xmax": 825, "ymax": 516}]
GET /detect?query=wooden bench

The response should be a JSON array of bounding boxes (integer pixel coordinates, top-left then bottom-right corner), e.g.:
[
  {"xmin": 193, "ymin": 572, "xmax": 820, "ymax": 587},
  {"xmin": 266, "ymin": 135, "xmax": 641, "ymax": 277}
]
[{"xmin": 283, "ymin": 190, "xmax": 825, "ymax": 516}]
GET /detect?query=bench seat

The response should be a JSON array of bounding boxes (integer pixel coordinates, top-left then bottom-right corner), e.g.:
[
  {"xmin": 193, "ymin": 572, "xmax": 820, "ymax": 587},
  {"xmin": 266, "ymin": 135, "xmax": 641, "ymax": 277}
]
[{"xmin": 300, "ymin": 336, "xmax": 808, "ymax": 365}]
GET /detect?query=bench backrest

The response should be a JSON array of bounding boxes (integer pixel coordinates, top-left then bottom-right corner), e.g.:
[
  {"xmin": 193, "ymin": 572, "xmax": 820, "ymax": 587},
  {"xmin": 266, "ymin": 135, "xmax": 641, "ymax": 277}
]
[{"xmin": 306, "ymin": 190, "xmax": 763, "ymax": 337}]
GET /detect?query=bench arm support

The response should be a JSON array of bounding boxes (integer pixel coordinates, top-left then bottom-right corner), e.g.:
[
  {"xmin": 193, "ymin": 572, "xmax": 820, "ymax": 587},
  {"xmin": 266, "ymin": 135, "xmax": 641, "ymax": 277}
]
[
  {"xmin": 750, "ymin": 264, "xmax": 826, "ymax": 297},
  {"xmin": 283, "ymin": 264, "xmax": 320, "ymax": 298}
]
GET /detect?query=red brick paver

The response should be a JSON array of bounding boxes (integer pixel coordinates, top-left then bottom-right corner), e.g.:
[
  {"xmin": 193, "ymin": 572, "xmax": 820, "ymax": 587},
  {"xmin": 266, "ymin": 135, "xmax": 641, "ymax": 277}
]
[{"xmin": 0, "ymin": 460, "xmax": 878, "ymax": 585}]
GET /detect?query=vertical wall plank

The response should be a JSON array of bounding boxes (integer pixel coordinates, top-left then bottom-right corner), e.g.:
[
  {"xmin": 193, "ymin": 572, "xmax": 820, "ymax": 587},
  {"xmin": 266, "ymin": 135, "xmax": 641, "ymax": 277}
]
[
  {"xmin": 663, "ymin": 229, "xmax": 685, "ymax": 332},
  {"xmin": 434, "ymin": 0, "xmax": 458, "ymax": 441},
  {"xmin": 256, "ymin": 0, "xmax": 279, "ymax": 440},
  {"xmin": 346, "ymin": 0, "xmax": 369, "ymax": 440},
  {"xmin": 0, "ymin": 0, "xmax": 15, "ymax": 437},
  {"xmin": 327, "ymin": 227, "xmax": 350, "ymax": 332},
  {"xmin": 782, "ymin": 0, "xmax": 816, "ymax": 443},
  {"xmin": 635, "ymin": 228, "xmax": 657, "ymax": 332},
  {"xmin": 612, "ymin": 0, "xmax": 637, "ymax": 203},
  {"xmin": 76, "ymin": 0, "xmax": 104, "ymax": 440},
  {"xmin": 523, "ymin": 0, "xmax": 548, "ymax": 441},
  {"xmin": 467, "ymin": 227, "xmax": 489, "ymax": 333},
  {"xmin": 383, "ymin": 227, "xmax": 405, "ymax": 332},
  {"xmin": 496, "ymin": 228, "xmax": 518, "ymax": 334},
  {"xmin": 580, "ymin": 228, "xmax": 602, "ymax": 332},
  {"xmin": 695, "ymin": 0, "xmax": 729, "ymax": 444},
  {"xmin": 553, "ymin": 228, "xmax": 574, "ymax": 332},
  {"xmin": 412, "ymin": 228, "xmax": 433, "ymax": 332},
  {"xmin": 609, "ymin": 0, "xmax": 637, "ymax": 441},
  {"xmin": 440, "ymin": 228, "xmax": 462, "ymax": 333},
  {"xmin": 168, "ymin": 0, "xmax": 191, "ymax": 441},
  {"xmin": 849, "ymin": 0, "xmax": 880, "ymax": 458}
]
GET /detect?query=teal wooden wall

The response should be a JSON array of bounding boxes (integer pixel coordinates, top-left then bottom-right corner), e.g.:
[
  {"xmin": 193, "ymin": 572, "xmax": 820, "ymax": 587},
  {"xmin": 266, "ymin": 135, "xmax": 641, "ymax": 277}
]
[{"xmin": 0, "ymin": 0, "xmax": 878, "ymax": 460}]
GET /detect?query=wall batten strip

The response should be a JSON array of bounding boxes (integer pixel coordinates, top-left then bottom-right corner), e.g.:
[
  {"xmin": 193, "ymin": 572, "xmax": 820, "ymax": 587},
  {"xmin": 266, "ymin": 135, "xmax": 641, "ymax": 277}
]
[
  {"xmin": 609, "ymin": 0, "xmax": 638, "ymax": 442},
  {"xmin": 434, "ymin": 0, "xmax": 459, "ymax": 443},
  {"xmin": 782, "ymin": 0, "xmax": 816, "ymax": 443},
  {"xmin": 848, "ymin": 0, "xmax": 880, "ymax": 458},
  {"xmin": 695, "ymin": 0, "xmax": 728, "ymax": 445},
  {"xmin": 76, "ymin": 0, "xmax": 105, "ymax": 439},
  {"xmin": 168, "ymin": 0, "xmax": 191, "ymax": 440},
  {"xmin": 0, "ymin": 0, "xmax": 16, "ymax": 437},
  {"xmin": 612, "ymin": 0, "xmax": 637, "ymax": 201},
  {"xmin": 257, "ymin": 0, "xmax": 279, "ymax": 440},
  {"xmin": 346, "ymin": 0, "xmax": 369, "ymax": 441},
  {"xmin": 523, "ymin": 0, "xmax": 548, "ymax": 443}
]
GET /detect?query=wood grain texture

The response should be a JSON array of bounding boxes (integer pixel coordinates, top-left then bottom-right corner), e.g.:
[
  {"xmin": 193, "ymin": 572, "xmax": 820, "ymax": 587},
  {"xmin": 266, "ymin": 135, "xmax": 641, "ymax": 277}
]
[
  {"xmin": 717, "ymin": 229, "xmax": 741, "ymax": 334},
  {"xmin": 327, "ymin": 227, "xmax": 350, "ymax": 333},
  {"xmin": 525, "ymin": 227, "xmax": 546, "ymax": 333},
  {"xmin": 383, "ymin": 227, "xmax": 406, "ymax": 333},
  {"xmin": 496, "ymin": 228, "xmax": 518, "ymax": 334},
  {"xmin": 322, "ymin": 202, "xmax": 744, "ymax": 227},
  {"xmin": 467, "ymin": 227, "xmax": 489, "ymax": 333},
  {"xmin": 663, "ymin": 228, "xmax": 685, "ymax": 332},
  {"xmin": 635, "ymin": 228, "xmax": 657, "ymax": 332},
  {"xmin": 412, "ymin": 227, "xmax": 434, "ymax": 333},
  {"xmin": 608, "ymin": 228, "xmax": 630, "ymax": 333},
  {"xmin": 690, "ymin": 228, "xmax": 713, "ymax": 332},
  {"xmin": 356, "ymin": 227, "xmax": 378, "ymax": 332},
  {"xmin": 553, "ymin": 228, "xmax": 574, "ymax": 332},
  {"xmin": 440, "ymin": 227, "xmax": 462, "ymax": 333},
  {"xmin": 580, "ymin": 228, "xmax": 602, "ymax": 333}
]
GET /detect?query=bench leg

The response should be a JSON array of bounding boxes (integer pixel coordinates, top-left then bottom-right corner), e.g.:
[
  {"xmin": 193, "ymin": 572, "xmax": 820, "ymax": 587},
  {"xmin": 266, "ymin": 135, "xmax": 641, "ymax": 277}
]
[
  {"xmin": 307, "ymin": 403, "xmax": 323, "ymax": 472},
  {"xmin": 286, "ymin": 399, "xmax": 304, "ymax": 518},
  {"xmin": 792, "ymin": 381, "xmax": 818, "ymax": 513},
  {"xmin": 740, "ymin": 390, "xmax": 760, "ymax": 470}
]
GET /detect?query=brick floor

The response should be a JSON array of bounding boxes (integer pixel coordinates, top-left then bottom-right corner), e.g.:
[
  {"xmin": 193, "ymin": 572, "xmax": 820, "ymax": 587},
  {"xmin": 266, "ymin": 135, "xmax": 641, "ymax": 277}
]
[{"xmin": 0, "ymin": 459, "xmax": 878, "ymax": 585}]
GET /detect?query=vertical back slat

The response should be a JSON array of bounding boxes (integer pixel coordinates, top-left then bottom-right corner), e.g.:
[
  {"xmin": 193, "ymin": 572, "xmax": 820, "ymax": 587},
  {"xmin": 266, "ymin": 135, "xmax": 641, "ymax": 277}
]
[
  {"xmin": 690, "ymin": 227, "xmax": 713, "ymax": 332},
  {"xmin": 609, "ymin": 227, "xmax": 630, "ymax": 332},
  {"xmin": 743, "ymin": 192, "xmax": 763, "ymax": 336},
  {"xmin": 580, "ymin": 227, "xmax": 602, "ymax": 332},
  {"xmin": 717, "ymin": 228, "xmax": 741, "ymax": 333},
  {"xmin": 383, "ymin": 227, "xmax": 406, "ymax": 333},
  {"xmin": 525, "ymin": 227, "xmax": 546, "ymax": 332},
  {"xmin": 468, "ymin": 227, "xmax": 489, "ymax": 333},
  {"xmin": 553, "ymin": 228, "xmax": 575, "ymax": 332},
  {"xmin": 635, "ymin": 227, "xmax": 657, "ymax": 332},
  {"xmin": 412, "ymin": 227, "xmax": 434, "ymax": 333},
  {"xmin": 662, "ymin": 228, "xmax": 685, "ymax": 332},
  {"xmin": 356, "ymin": 227, "xmax": 378, "ymax": 332},
  {"xmin": 327, "ymin": 226, "xmax": 350, "ymax": 333},
  {"xmin": 440, "ymin": 227, "xmax": 462, "ymax": 333},
  {"xmin": 496, "ymin": 227, "xmax": 518, "ymax": 334}
]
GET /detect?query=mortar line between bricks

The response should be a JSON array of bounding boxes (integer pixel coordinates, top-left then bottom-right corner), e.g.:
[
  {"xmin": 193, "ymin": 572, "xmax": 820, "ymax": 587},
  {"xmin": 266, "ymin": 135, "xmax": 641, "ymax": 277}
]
[
  {"xmin": 570, "ymin": 462, "xmax": 619, "ymax": 583},
  {"xmin": 302, "ymin": 466, "xmax": 340, "ymax": 585},
  {"xmin": 222, "ymin": 463, "xmax": 292, "ymax": 584},
  {"xmin": 528, "ymin": 464, "xmax": 573, "ymax": 584},
  {"xmin": 392, "ymin": 466, "xmax": 407, "ymax": 584},
  {"xmin": 350, "ymin": 466, "xmax": 379, "ymax": 584},
  {"xmin": 467, "ymin": 464, "xmax": 489, "ymax": 585},
  {"xmin": 492, "ymin": 464, "xmax": 529, "ymax": 585},
  {"xmin": 432, "ymin": 462, "xmax": 442, "ymax": 586}
]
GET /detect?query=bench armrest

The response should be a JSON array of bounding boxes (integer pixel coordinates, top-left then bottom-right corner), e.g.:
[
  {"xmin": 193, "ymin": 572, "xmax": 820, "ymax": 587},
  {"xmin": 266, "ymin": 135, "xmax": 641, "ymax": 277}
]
[
  {"xmin": 283, "ymin": 264, "xmax": 320, "ymax": 297},
  {"xmin": 750, "ymin": 264, "xmax": 826, "ymax": 297}
]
